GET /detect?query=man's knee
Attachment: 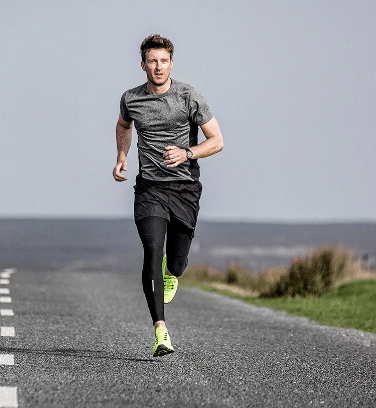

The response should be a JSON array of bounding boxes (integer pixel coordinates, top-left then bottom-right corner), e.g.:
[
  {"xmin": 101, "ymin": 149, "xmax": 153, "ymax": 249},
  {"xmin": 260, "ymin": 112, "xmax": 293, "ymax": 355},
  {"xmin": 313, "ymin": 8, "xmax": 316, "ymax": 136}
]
[
  {"xmin": 140, "ymin": 233, "xmax": 164, "ymax": 254},
  {"xmin": 167, "ymin": 256, "xmax": 188, "ymax": 277}
]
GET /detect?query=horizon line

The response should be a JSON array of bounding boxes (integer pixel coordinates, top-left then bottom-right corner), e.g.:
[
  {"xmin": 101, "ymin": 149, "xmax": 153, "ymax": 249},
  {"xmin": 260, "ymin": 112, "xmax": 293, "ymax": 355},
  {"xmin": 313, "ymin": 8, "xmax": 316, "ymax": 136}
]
[{"xmin": 0, "ymin": 215, "xmax": 375, "ymax": 224}]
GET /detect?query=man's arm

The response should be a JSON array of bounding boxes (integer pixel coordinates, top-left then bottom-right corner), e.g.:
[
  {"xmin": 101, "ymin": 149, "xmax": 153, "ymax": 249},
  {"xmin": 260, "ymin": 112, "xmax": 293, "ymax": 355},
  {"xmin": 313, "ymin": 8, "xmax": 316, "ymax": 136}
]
[
  {"xmin": 163, "ymin": 117, "xmax": 223, "ymax": 167},
  {"xmin": 113, "ymin": 114, "xmax": 132, "ymax": 181}
]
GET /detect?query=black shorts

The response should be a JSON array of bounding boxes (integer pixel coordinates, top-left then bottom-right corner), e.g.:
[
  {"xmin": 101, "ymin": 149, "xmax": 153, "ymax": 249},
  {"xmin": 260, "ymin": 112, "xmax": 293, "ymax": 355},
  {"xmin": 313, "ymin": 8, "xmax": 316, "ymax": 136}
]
[{"xmin": 134, "ymin": 175, "xmax": 202, "ymax": 231}]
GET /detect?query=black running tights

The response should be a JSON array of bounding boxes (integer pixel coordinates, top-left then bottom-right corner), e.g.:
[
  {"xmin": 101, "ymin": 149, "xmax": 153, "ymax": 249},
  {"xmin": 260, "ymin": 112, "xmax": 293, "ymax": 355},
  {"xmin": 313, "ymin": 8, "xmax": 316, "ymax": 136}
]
[{"xmin": 136, "ymin": 216, "xmax": 193, "ymax": 324}]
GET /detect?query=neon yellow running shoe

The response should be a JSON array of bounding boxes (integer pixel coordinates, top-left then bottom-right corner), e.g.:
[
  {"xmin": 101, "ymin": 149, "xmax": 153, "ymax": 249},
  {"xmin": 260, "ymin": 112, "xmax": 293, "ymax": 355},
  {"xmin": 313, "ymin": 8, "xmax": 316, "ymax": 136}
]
[
  {"xmin": 153, "ymin": 325, "xmax": 174, "ymax": 357},
  {"xmin": 162, "ymin": 254, "xmax": 178, "ymax": 304}
]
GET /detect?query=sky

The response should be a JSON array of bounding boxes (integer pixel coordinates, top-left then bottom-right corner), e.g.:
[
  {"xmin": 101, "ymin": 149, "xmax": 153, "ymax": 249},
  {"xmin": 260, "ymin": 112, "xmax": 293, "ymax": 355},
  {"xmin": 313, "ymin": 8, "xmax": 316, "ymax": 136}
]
[{"xmin": 1, "ymin": 0, "xmax": 375, "ymax": 222}]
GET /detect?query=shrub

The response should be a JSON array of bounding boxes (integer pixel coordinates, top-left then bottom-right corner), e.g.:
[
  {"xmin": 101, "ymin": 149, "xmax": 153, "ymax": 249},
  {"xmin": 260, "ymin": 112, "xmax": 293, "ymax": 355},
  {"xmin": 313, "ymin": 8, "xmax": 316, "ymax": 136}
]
[
  {"xmin": 179, "ymin": 265, "xmax": 224, "ymax": 285},
  {"xmin": 182, "ymin": 262, "xmax": 289, "ymax": 295},
  {"xmin": 225, "ymin": 263, "xmax": 252, "ymax": 286},
  {"xmin": 260, "ymin": 247, "xmax": 361, "ymax": 298},
  {"xmin": 252, "ymin": 267, "xmax": 287, "ymax": 294}
]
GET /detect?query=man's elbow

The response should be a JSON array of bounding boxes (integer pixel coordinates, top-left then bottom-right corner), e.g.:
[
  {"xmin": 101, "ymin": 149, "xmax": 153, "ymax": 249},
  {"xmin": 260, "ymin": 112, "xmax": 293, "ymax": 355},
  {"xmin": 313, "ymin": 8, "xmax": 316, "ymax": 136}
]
[{"xmin": 216, "ymin": 137, "xmax": 224, "ymax": 153}]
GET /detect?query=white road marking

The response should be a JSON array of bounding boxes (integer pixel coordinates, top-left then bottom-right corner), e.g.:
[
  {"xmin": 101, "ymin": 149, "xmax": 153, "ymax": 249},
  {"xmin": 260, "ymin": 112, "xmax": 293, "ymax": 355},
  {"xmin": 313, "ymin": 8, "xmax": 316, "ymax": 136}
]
[
  {"xmin": 1, "ymin": 327, "xmax": 15, "ymax": 337},
  {"xmin": 0, "ymin": 310, "xmax": 14, "ymax": 316},
  {"xmin": 0, "ymin": 355, "xmax": 14, "ymax": 365},
  {"xmin": 0, "ymin": 271, "xmax": 18, "ymax": 406},
  {"xmin": 0, "ymin": 271, "xmax": 18, "ymax": 407},
  {"xmin": 0, "ymin": 386, "xmax": 18, "ymax": 407},
  {"xmin": 2, "ymin": 269, "xmax": 16, "ymax": 274}
]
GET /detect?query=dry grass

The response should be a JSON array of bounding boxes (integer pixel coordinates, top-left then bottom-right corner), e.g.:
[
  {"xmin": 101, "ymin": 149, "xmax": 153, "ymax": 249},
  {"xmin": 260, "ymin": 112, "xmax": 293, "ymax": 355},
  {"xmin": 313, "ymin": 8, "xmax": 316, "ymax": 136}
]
[
  {"xmin": 180, "ymin": 262, "xmax": 289, "ymax": 296},
  {"xmin": 261, "ymin": 246, "xmax": 364, "ymax": 298},
  {"xmin": 180, "ymin": 246, "xmax": 375, "ymax": 298},
  {"xmin": 208, "ymin": 282, "xmax": 259, "ymax": 297}
]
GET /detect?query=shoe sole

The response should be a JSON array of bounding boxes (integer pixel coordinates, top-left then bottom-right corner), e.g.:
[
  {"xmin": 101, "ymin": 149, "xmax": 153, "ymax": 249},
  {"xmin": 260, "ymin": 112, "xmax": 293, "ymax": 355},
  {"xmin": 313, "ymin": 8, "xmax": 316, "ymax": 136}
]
[
  {"xmin": 164, "ymin": 297, "xmax": 175, "ymax": 304},
  {"xmin": 153, "ymin": 344, "xmax": 175, "ymax": 357}
]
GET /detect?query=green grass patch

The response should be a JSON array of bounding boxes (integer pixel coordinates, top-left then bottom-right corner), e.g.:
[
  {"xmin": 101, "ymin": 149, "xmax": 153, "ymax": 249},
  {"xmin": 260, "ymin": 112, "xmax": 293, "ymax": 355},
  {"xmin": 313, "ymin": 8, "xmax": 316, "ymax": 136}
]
[
  {"xmin": 180, "ymin": 247, "xmax": 376, "ymax": 333},
  {"xmin": 185, "ymin": 279, "xmax": 376, "ymax": 333},
  {"xmin": 248, "ymin": 279, "xmax": 376, "ymax": 333}
]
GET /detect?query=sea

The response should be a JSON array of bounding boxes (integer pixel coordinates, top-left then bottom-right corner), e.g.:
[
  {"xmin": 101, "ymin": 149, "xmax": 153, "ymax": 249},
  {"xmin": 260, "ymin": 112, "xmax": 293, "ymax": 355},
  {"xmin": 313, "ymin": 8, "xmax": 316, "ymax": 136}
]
[{"xmin": 1, "ymin": 218, "xmax": 376, "ymax": 273}]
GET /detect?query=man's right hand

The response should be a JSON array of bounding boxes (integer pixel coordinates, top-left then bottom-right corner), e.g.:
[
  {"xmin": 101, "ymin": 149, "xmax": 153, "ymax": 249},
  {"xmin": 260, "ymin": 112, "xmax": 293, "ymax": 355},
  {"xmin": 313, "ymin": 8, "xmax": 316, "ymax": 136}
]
[{"xmin": 113, "ymin": 161, "xmax": 128, "ymax": 182}]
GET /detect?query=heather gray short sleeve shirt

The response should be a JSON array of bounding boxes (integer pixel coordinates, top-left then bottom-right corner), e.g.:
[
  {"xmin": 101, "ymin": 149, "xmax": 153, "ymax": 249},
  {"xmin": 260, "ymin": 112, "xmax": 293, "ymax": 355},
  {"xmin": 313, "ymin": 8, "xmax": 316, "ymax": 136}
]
[{"xmin": 120, "ymin": 79, "xmax": 213, "ymax": 181}]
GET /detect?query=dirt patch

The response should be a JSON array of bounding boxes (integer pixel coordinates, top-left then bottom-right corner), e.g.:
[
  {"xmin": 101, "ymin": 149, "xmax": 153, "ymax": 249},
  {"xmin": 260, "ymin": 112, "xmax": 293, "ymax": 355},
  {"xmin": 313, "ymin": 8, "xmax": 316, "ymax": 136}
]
[{"xmin": 208, "ymin": 282, "xmax": 258, "ymax": 297}]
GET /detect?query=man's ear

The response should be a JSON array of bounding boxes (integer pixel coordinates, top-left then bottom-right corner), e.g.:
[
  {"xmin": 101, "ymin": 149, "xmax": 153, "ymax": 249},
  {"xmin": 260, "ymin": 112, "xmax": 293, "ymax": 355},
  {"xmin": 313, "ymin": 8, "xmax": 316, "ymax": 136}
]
[{"xmin": 141, "ymin": 61, "xmax": 145, "ymax": 71}]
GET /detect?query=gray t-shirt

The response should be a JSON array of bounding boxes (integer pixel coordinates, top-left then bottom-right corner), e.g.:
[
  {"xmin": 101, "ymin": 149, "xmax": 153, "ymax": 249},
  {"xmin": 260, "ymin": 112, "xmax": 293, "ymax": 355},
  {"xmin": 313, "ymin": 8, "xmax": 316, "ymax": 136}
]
[{"xmin": 120, "ymin": 79, "xmax": 213, "ymax": 181}]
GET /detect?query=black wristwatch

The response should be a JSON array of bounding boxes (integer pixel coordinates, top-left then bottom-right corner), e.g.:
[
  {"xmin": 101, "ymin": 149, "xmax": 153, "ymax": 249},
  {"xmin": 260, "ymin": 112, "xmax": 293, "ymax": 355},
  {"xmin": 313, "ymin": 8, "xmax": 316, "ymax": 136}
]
[{"xmin": 185, "ymin": 148, "xmax": 193, "ymax": 160}]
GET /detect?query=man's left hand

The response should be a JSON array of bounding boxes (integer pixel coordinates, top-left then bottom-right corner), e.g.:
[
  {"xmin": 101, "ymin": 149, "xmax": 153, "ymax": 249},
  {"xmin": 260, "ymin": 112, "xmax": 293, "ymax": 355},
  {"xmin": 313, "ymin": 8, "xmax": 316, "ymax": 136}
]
[{"xmin": 163, "ymin": 146, "xmax": 188, "ymax": 168}]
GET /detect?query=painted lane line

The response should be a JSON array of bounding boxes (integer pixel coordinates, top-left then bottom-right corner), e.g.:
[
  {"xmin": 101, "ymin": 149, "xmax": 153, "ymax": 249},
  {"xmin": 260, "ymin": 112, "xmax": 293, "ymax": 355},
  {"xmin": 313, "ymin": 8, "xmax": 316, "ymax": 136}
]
[
  {"xmin": 0, "ymin": 387, "xmax": 18, "ymax": 408},
  {"xmin": 0, "ymin": 269, "xmax": 16, "ymax": 279},
  {"xmin": 0, "ymin": 310, "xmax": 14, "ymax": 316},
  {"xmin": 0, "ymin": 269, "xmax": 15, "ymax": 279},
  {"xmin": 0, "ymin": 270, "xmax": 18, "ymax": 407},
  {"xmin": 2, "ymin": 269, "xmax": 16, "ymax": 274},
  {"xmin": 0, "ymin": 386, "xmax": 18, "ymax": 407},
  {"xmin": 0, "ymin": 270, "xmax": 18, "ymax": 406},
  {"xmin": 0, "ymin": 355, "xmax": 14, "ymax": 366},
  {"xmin": 1, "ymin": 327, "xmax": 15, "ymax": 337},
  {"xmin": 0, "ymin": 280, "xmax": 10, "ymax": 285}
]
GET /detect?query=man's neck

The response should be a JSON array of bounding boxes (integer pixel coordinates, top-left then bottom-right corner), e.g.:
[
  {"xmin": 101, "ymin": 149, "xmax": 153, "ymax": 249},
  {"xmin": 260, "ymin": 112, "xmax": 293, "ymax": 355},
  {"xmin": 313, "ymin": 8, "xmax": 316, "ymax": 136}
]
[{"xmin": 146, "ymin": 78, "xmax": 172, "ymax": 95}]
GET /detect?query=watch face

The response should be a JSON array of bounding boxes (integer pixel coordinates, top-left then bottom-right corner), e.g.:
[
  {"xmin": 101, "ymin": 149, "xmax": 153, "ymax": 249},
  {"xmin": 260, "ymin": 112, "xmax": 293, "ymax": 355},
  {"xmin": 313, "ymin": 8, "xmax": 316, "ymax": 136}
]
[{"xmin": 187, "ymin": 149, "xmax": 193, "ymax": 159}]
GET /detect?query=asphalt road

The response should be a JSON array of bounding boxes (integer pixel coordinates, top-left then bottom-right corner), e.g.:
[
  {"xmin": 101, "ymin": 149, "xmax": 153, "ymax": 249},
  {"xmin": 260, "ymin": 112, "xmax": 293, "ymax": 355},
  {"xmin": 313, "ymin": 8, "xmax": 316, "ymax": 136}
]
[{"xmin": 1, "ymin": 267, "xmax": 375, "ymax": 407}]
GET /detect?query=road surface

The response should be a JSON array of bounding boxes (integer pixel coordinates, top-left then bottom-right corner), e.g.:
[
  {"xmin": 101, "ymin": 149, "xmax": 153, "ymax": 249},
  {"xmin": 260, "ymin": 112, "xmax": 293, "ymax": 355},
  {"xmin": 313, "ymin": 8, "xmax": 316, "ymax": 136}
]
[{"xmin": 0, "ymin": 266, "xmax": 375, "ymax": 407}]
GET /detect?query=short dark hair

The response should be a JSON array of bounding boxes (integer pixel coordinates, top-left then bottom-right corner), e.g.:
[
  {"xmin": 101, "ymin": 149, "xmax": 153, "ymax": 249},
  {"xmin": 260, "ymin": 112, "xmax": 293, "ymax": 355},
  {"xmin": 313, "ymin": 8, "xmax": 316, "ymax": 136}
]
[{"xmin": 140, "ymin": 34, "xmax": 174, "ymax": 62}]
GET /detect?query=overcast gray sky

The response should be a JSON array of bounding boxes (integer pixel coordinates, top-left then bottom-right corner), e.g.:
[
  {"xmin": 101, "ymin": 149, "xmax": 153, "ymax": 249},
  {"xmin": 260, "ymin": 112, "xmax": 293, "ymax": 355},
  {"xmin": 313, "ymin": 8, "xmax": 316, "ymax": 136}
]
[{"xmin": 1, "ymin": 0, "xmax": 375, "ymax": 221}]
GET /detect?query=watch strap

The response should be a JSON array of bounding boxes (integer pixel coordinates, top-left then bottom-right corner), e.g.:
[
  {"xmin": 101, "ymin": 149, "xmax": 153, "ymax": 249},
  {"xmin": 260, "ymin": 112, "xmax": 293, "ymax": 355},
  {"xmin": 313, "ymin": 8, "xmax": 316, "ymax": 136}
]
[{"xmin": 185, "ymin": 148, "xmax": 193, "ymax": 160}]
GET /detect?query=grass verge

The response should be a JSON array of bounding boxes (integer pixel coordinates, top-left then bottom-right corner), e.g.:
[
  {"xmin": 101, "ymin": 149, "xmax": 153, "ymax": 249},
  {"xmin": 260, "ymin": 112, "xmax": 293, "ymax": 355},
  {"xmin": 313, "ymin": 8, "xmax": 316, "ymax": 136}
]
[
  {"xmin": 185, "ymin": 280, "xmax": 376, "ymax": 334},
  {"xmin": 180, "ymin": 247, "xmax": 376, "ymax": 334}
]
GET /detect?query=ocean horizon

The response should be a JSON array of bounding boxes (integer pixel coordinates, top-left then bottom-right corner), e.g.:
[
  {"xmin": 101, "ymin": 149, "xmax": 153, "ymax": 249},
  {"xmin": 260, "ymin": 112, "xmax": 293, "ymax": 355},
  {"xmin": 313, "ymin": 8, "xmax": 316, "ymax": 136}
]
[{"xmin": 1, "ymin": 218, "xmax": 375, "ymax": 272}]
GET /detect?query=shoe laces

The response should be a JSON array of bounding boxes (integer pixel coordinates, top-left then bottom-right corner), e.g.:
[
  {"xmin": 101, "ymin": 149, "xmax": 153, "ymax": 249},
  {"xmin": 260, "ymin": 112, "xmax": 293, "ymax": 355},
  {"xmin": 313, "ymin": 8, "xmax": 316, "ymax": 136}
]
[
  {"xmin": 164, "ymin": 276, "xmax": 177, "ymax": 290},
  {"xmin": 155, "ymin": 328, "xmax": 169, "ymax": 344}
]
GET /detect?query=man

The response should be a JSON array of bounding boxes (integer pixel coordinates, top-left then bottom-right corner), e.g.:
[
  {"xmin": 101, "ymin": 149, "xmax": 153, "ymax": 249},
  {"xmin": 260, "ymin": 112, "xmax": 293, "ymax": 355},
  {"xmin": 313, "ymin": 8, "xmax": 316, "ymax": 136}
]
[{"xmin": 113, "ymin": 34, "xmax": 223, "ymax": 357}]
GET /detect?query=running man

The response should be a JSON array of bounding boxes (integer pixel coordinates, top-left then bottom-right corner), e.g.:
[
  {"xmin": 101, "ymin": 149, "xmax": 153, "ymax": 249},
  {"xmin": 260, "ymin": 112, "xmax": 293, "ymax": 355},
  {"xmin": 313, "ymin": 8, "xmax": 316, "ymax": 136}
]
[{"xmin": 113, "ymin": 34, "xmax": 223, "ymax": 357}]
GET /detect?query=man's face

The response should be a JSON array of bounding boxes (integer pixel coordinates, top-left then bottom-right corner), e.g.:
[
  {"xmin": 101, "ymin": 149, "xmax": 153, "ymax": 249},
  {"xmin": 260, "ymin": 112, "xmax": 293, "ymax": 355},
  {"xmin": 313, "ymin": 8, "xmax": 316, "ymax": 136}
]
[{"xmin": 141, "ymin": 48, "xmax": 173, "ymax": 87}]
